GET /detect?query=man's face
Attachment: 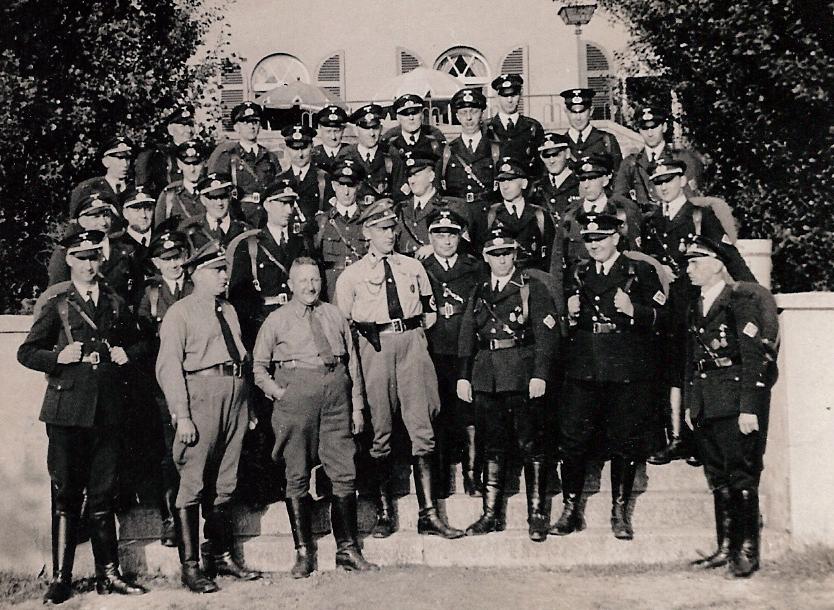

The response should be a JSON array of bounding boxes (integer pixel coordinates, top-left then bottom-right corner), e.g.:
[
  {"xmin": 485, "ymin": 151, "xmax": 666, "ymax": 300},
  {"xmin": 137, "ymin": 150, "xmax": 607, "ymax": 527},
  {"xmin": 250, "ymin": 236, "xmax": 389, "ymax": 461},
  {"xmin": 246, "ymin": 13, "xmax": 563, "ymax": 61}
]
[
  {"xmin": 65, "ymin": 250, "xmax": 102, "ymax": 283},
  {"xmin": 364, "ymin": 224, "xmax": 396, "ymax": 254},
  {"xmin": 583, "ymin": 233, "xmax": 619, "ymax": 262},
  {"xmin": 78, "ymin": 210, "xmax": 113, "ymax": 233},
  {"xmin": 201, "ymin": 193, "xmax": 230, "ymax": 220},
  {"xmin": 456, "ymin": 107, "xmax": 483, "ymax": 134},
  {"xmin": 567, "ymin": 108, "xmax": 591, "ymax": 132},
  {"xmin": 497, "ymin": 93, "xmax": 520, "ymax": 115},
  {"xmin": 579, "ymin": 174, "xmax": 609, "ymax": 201},
  {"xmin": 484, "ymin": 249, "xmax": 516, "ymax": 277},
  {"xmin": 430, "ymin": 229, "xmax": 460, "ymax": 258},
  {"xmin": 123, "ymin": 204, "xmax": 154, "ymax": 233},
  {"xmin": 102, "ymin": 154, "xmax": 131, "ymax": 181},
  {"xmin": 356, "ymin": 125, "xmax": 381, "ymax": 148},
  {"xmin": 234, "ymin": 119, "xmax": 260, "ymax": 143},
  {"xmin": 152, "ymin": 252, "xmax": 186, "ymax": 281},
  {"xmin": 177, "ymin": 159, "xmax": 204, "ymax": 183},
  {"xmin": 498, "ymin": 177, "xmax": 526, "ymax": 201},
  {"xmin": 192, "ymin": 265, "xmax": 228, "ymax": 296},
  {"xmin": 288, "ymin": 144, "xmax": 311, "ymax": 168},
  {"xmin": 397, "ymin": 110, "xmax": 422, "ymax": 134},
  {"xmin": 640, "ymin": 123, "xmax": 666, "ymax": 148},
  {"xmin": 288, "ymin": 264, "xmax": 322, "ymax": 306},
  {"xmin": 687, "ymin": 256, "xmax": 722, "ymax": 287},
  {"xmin": 167, "ymin": 122, "xmax": 195, "ymax": 145},
  {"xmin": 407, "ymin": 167, "xmax": 435, "ymax": 198},
  {"xmin": 333, "ymin": 182, "xmax": 358, "ymax": 207},
  {"xmin": 653, "ymin": 174, "xmax": 687, "ymax": 203},
  {"xmin": 541, "ymin": 149, "xmax": 569, "ymax": 175},
  {"xmin": 264, "ymin": 198, "xmax": 293, "ymax": 227},
  {"xmin": 318, "ymin": 126, "xmax": 344, "ymax": 148}
]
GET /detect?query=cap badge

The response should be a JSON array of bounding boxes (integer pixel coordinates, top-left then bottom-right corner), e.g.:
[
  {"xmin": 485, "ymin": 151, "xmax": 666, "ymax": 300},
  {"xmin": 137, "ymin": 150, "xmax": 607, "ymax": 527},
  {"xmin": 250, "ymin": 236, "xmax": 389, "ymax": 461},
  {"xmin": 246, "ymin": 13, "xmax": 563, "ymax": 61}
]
[
  {"xmin": 211, "ymin": 180, "xmax": 221, "ymax": 189},
  {"xmin": 79, "ymin": 240, "xmax": 93, "ymax": 250},
  {"xmin": 182, "ymin": 110, "xmax": 191, "ymax": 118},
  {"xmin": 244, "ymin": 108, "xmax": 254, "ymax": 116},
  {"xmin": 292, "ymin": 133, "xmax": 301, "ymax": 140},
  {"xmin": 186, "ymin": 147, "xmax": 197, "ymax": 157},
  {"xmin": 343, "ymin": 168, "xmax": 353, "ymax": 176},
  {"xmin": 582, "ymin": 163, "xmax": 593, "ymax": 172},
  {"xmin": 502, "ymin": 80, "xmax": 511, "ymax": 88},
  {"xmin": 163, "ymin": 239, "xmax": 175, "ymax": 249},
  {"xmin": 283, "ymin": 186, "xmax": 294, "ymax": 194},
  {"xmin": 463, "ymin": 93, "xmax": 473, "ymax": 102},
  {"xmin": 501, "ymin": 163, "xmax": 511, "ymax": 172},
  {"xmin": 328, "ymin": 113, "xmax": 339, "ymax": 121},
  {"xmin": 494, "ymin": 237, "xmax": 504, "ymax": 245},
  {"xmin": 587, "ymin": 221, "xmax": 599, "ymax": 232},
  {"xmin": 572, "ymin": 96, "xmax": 584, "ymax": 104},
  {"xmin": 364, "ymin": 112, "xmax": 375, "ymax": 122}
]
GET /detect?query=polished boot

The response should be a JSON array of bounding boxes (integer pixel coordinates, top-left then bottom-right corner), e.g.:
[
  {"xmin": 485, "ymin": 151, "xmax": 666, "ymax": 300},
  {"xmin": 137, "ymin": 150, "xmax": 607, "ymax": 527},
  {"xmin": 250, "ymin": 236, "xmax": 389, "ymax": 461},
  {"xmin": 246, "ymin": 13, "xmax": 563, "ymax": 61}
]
[
  {"xmin": 610, "ymin": 457, "xmax": 638, "ymax": 540},
  {"xmin": 466, "ymin": 457, "xmax": 506, "ymax": 536},
  {"xmin": 159, "ymin": 488, "xmax": 178, "ymax": 547},
  {"xmin": 331, "ymin": 495, "xmax": 379, "ymax": 572},
  {"xmin": 550, "ymin": 458, "xmax": 586, "ymax": 536},
  {"xmin": 414, "ymin": 455, "xmax": 464, "ymax": 538},
  {"xmin": 371, "ymin": 457, "xmax": 395, "ymax": 538},
  {"xmin": 88, "ymin": 511, "xmax": 147, "ymax": 596},
  {"xmin": 201, "ymin": 505, "xmax": 260, "ymax": 580},
  {"xmin": 691, "ymin": 487, "xmax": 732, "ymax": 569},
  {"xmin": 525, "ymin": 460, "xmax": 549, "ymax": 542},
  {"xmin": 461, "ymin": 426, "xmax": 482, "ymax": 497},
  {"xmin": 176, "ymin": 506, "xmax": 218, "ymax": 593},
  {"xmin": 729, "ymin": 489, "xmax": 760, "ymax": 578},
  {"xmin": 43, "ymin": 511, "xmax": 78, "ymax": 605},
  {"xmin": 285, "ymin": 495, "xmax": 317, "ymax": 578}
]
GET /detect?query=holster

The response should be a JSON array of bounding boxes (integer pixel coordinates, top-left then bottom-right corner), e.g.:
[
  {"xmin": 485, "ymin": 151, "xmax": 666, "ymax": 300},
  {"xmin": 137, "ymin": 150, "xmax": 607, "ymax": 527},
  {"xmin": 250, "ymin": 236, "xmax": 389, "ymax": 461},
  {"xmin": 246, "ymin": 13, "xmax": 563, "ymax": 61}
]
[{"xmin": 355, "ymin": 322, "xmax": 382, "ymax": 352}]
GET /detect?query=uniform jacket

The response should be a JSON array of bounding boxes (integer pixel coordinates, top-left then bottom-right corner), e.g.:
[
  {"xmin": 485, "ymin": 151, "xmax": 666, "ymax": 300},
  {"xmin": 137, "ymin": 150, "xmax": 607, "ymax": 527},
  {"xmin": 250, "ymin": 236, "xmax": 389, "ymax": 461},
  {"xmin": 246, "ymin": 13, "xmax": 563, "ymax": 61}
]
[
  {"xmin": 566, "ymin": 126, "xmax": 623, "ymax": 176},
  {"xmin": 154, "ymin": 181, "xmax": 205, "ymax": 227},
  {"xmin": 641, "ymin": 200, "xmax": 726, "ymax": 273},
  {"xmin": 135, "ymin": 146, "xmax": 182, "ymax": 199},
  {"xmin": 613, "ymin": 147, "xmax": 703, "ymax": 206},
  {"xmin": 441, "ymin": 134, "xmax": 497, "ymax": 202},
  {"xmin": 315, "ymin": 204, "xmax": 369, "ymax": 269},
  {"xmin": 337, "ymin": 144, "xmax": 392, "ymax": 203},
  {"xmin": 564, "ymin": 255, "xmax": 665, "ymax": 383},
  {"xmin": 423, "ymin": 253, "xmax": 482, "ymax": 356},
  {"xmin": 208, "ymin": 141, "xmax": 282, "ymax": 199},
  {"xmin": 134, "ymin": 276, "xmax": 194, "ymax": 368},
  {"xmin": 383, "ymin": 125, "xmax": 446, "ymax": 201},
  {"xmin": 277, "ymin": 165, "xmax": 327, "ymax": 222},
  {"xmin": 474, "ymin": 201, "xmax": 555, "ymax": 272},
  {"xmin": 69, "ymin": 176, "xmax": 133, "ymax": 217},
  {"xmin": 396, "ymin": 192, "xmax": 468, "ymax": 256},
  {"xmin": 458, "ymin": 268, "xmax": 558, "ymax": 393},
  {"xmin": 530, "ymin": 171, "xmax": 580, "ymax": 225},
  {"xmin": 312, "ymin": 143, "xmax": 349, "ymax": 174},
  {"xmin": 18, "ymin": 282, "xmax": 139, "ymax": 427},
  {"xmin": 180, "ymin": 214, "xmax": 249, "ymax": 252},
  {"xmin": 486, "ymin": 115, "xmax": 545, "ymax": 172}
]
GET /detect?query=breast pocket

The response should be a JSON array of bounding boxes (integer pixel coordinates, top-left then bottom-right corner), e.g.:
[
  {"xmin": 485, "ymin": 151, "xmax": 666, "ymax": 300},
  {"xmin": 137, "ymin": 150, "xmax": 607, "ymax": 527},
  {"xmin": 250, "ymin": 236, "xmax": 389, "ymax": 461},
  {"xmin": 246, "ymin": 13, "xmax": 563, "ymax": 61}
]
[{"xmin": 42, "ymin": 377, "xmax": 74, "ymax": 420}]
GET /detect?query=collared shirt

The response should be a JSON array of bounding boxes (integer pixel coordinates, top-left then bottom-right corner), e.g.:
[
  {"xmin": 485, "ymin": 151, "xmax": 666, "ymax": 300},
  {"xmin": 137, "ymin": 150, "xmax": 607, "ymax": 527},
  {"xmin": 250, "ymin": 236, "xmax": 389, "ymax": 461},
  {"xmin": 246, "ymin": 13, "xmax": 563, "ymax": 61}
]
[
  {"xmin": 207, "ymin": 214, "xmax": 231, "ymax": 233},
  {"xmin": 404, "ymin": 129, "xmax": 421, "ymax": 145},
  {"xmin": 127, "ymin": 227, "xmax": 152, "ymax": 247},
  {"xmin": 335, "ymin": 202, "xmax": 358, "ymax": 218},
  {"xmin": 414, "ymin": 187, "xmax": 437, "ymax": 211},
  {"xmin": 663, "ymin": 193, "xmax": 687, "ymax": 219},
  {"xmin": 162, "ymin": 276, "xmax": 184, "ymax": 297},
  {"xmin": 72, "ymin": 281, "xmax": 100, "ymax": 306},
  {"xmin": 104, "ymin": 176, "xmax": 126, "ymax": 194},
  {"xmin": 498, "ymin": 112, "xmax": 520, "ymax": 129},
  {"xmin": 266, "ymin": 222, "xmax": 289, "ymax": 245},
  {"xmin": 644, "ymin": 143, "xmax": 666, "ymax": 163},
  {"xmin": 568, "ymin": 124, "xmax": 593, "ymax": 144},
  {"xmin": 595, "ymin": 251, "xmax": 620, "ymax": 276},
  {"xmin": 334, "ymin": 245, "xmax": 433, "ymax": 323},
  {"xmin": 550, "ymin": 168, "xmax": 572, "ymax": 188},
  {"xmin": 183, "ymin": 180, "xmax": 196, "ymax": 195},
  {"xmin": 461, "ymin": 132, "xmax": 482, "ymax": 151},
  {"xmin": 357, "ymin": 144, "xmax": 378, "ymax": 162},
  {"xmin": 156, "ymin": 292, "xmax": 247, "ymax": 417},
  {"xmin": 701, "ymin": 280, "xmax": 727, "ymax": 316},
  {"xmin": 491, "ymin": 269, "xmax": 515, "ymax": 292},
  {"xmin": 433, "ymin": 253, "xmax": 458, "ymax": 270},
  {"xmin": 504, "ymin": 197, "xmax": 525, "ymax": 218},
  {"xmin": 583, "ymin": 194, "xmax": 608, "ymax": 214},
  {"xmin": 101, "ymin": 236, "xmax": 111, "ymax": 261},
  {"xmin": 239, "ymin": 141, "xmax": 258, "ymax": 155},
  {"xmin": 292, "ymin": 164, "xmax": 309, "ymax": 182},
  {"xmin": 322, "ymin": 144, "xmax": 341, "ymax": 158}
]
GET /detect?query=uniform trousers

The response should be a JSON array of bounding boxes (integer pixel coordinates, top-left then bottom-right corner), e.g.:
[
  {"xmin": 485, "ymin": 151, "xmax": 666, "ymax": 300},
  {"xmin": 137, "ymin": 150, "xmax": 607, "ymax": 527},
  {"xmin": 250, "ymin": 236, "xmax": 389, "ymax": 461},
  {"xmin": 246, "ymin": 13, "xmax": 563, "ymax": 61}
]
[
  {"xmin": 174, "ymin": 375, "xmax": 249, "ymax": 508},
  {"xmin": 271, "ymin": 364, "xmax": 357, "ymax": 498},
  {"xmin": 358, "ymin": 329, "xmax": 439, "ymax": 459},
  {"xmin": 474, "ymin": 392, "xmax": 544, "ymax": 461},
  {"xmin": 694, "ymin": 408, "xmax": 770, "ymax": 491},
  {"xmin": 433, "ymin": 353, "xmax": 475, "ymax": 432}
]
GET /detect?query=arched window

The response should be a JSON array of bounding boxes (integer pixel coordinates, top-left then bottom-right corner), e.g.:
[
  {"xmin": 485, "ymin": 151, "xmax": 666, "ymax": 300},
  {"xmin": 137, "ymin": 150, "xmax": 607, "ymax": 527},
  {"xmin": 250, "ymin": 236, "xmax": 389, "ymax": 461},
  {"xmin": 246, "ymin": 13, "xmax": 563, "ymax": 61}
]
[
  {"xmin": 251, "ymin": 53, "xmax": 310, "ymax": 93},
  {"xmin": 434, "ymin": 46, "xmax": 490, "ymax": 89},
  {"xmin": 585, "ymin": 42, "xmax": 614, "ymax": 120}
]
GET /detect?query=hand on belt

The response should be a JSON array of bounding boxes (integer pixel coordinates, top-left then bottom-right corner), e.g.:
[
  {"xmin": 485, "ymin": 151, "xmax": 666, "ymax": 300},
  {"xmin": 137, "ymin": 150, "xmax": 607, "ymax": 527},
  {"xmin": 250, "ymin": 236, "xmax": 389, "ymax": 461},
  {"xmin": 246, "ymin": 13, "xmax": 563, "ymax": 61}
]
[
  {"xmin": 81, "ymin": 351, "xmax": 102, "ymax": 364},
  {"xmin": 377, "ymin": 315, "xmax": 423, "ymax": 334}
]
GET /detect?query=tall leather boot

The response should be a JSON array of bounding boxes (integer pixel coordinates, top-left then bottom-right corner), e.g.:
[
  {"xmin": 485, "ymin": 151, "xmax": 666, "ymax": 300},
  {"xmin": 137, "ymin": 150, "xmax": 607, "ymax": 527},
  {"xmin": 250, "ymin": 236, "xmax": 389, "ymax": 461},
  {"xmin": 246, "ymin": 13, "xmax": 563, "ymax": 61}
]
[
  {"xmin": 285, "ymin": 495, "xmax": 317, "ymax": 578},
  {"xmin": 43, "ymin": 511, "xmax": 78, "ymax": 604},
  {"xmin": 466, "ymin": 456, "xmax": 506, "ymax": 536},
  {"xmin": 331, "ymin": 495, "xmax": 380, "ymax": 572},
  {"xmin": 730, "ymin": 489, "xmax": 761, "ymax": 578},
  {"xmin": 88, "ymin": 511, "xmax": 147, "ymax": 596},
  {"xmin": 201, "ymin": 504, "xmax": 260, "ymax": 580},
  {"xmin": 371, "ymin": 456, "xmax": 396, "ymax": 538},
  {"xmin": 176, "ymin": 505, "xmax": 218, "ymax": 593},
  {"xmin": 550, "ymin": 458, "xmax": 586, "ymax": 535},
  {"xmin": 159, "ymin": 488, "xmax": 178, "ymax": 547},
  {"xmin": 691, "ymin": 487, "xmax": 732, "ymax": 569},
  {"xmin": 610, "ymin": 456, "xmax": 638, "ymax": 540},
  {"xmin": 525, "ymin": 460, "xmax": 549, "ymax": 542},
  {"xmin": 414, "ymin": 455, "xmax": 464, "ymax": 538},
  {"xmin": 461, "ymin": 425, "xmax": 482, "ymax": 497}
]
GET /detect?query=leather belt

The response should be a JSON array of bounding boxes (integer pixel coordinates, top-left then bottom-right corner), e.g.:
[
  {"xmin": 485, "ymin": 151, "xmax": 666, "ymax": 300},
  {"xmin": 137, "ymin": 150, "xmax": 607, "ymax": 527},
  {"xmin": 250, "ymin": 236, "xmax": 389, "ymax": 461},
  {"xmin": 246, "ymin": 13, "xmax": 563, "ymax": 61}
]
[
  {"xmin": 578, "ymin": 322, "xmax": 620, "ymax": 334},
  {"xmin": 81, "ymin": 352, "xmax": 103, "ymax": 364},
  {"xmin": 275, "ymin": 355, "xmax": 347, "ymax": 372},
  {"xmin": 377, "ymin": 315, "xmax": 423, "ymax": 334},
  {"xmin": 439, "ymin": 301, "xmax": 466, "ymax": 319},
  {"xmin": 695, "ymin": 357, "xmax": 735, "ymax": 372},
  {"xmin": 263, "ymin": 293, "xmax": 289, "ymax": 306},
  {"xmin": 186, "ymin": 363, "xmax": 244, "ymax": 378},
  {"xmin": 478, "ymin": 336, "xmax": 530, "ymax": 351}
]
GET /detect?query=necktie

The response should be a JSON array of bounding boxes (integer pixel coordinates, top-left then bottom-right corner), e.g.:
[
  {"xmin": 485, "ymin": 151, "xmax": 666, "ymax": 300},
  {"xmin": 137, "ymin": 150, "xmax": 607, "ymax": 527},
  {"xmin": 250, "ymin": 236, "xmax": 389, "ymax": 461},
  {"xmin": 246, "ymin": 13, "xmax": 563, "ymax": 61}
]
[
  {"xmin": 410, "ymin": 135, "xmax": 417, "ymax": 146},
  {"xmin": 215, "ymin": 299, "xmax": 241, "ymax": 363},
  {"xmin": 278, "ymin": 232, "xmax": 286, "ymax": 247},
  {"xmin": 366, "ymin": 151, "xmax": 372, "ymax": 164},
  {"xmin": 493, "ymin": 279, "xmax": 500, "ymax": 294},
  {"xmin": 173, "ymin": 282, "xmax": 182, "ymax": 300},
  {"xmin": 85, "ymin": 290, "xmax": 96, "ymax": 314},
  {"xmin": 699, "ymin": 294, "xmax": 707, "ymax": 318},
  {"xmin": 649, "ymin": 152, "xmax": 656, "ymax": 164},
  {"xmin": 510, "ymin": 203, "xmax": 518, "ymax": 218},
  {"xmin": 115, "ymin": 183, "xmax": 123, "ymax": 194},
  {"xmin": 663, "ymin": 202, "xmax": 670, "ymax": 218},
  {"xmin": 551, "ymin": 174, "xmax": 557, "ymax": 187},
  {"xmin": 506, "ymin": 118, "xmax": 515, "ymax": 131},
  {"xmin": 383, "ymin": 257, "xmax": 405, "ymax": 320},
  {"xmin": 307, "ymin": 305, "xmax": 337, "ymax": 365},
  {"xmin": 141, "ymin": 236, "xmax": 148, "ymax": 247},
  {"xmin": 576, "ymin": 133, "xmax": 584, "ymax": 148},
  {"xmin": 467, "ymin": 139, "xmax": 475, "ymax": 154},
  {"xmin": 596, "ymin": 263, "xmax": 604, "ymax": 275},
  {"xmin": 444, "ymin": 258, "xmax": 451, "ymax": 271}
]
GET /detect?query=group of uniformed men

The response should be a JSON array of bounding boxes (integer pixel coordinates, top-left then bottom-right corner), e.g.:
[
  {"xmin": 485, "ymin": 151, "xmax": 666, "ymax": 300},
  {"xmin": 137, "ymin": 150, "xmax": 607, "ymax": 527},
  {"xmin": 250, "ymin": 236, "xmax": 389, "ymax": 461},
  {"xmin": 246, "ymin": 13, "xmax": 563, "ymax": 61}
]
[{"xmin": 18, "ymin": 72, "xmax": 778, "ymax": 604}]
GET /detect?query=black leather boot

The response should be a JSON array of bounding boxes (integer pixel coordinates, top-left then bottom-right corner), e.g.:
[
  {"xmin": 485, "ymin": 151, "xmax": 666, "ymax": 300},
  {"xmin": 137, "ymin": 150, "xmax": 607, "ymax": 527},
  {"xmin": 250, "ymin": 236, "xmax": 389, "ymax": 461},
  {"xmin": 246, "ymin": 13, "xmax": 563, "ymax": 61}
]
[
  {"xmin": 729, "ymin": 489, "xmax": 760, "ymax": 578},
  {"xmin": 176, "ymin": 505, "xmax": 218, "ymax": 593},
  {"xmin": 201, "ymin": 505, "xmax": 260, "ymax": 580},
  {"xmin": 461, "ymin": 425, "xmax": 482, "ymax": 497},
  {"xmin": 646, "ymin": 436, "xmax": 688, "ymax": 465},
  {"xmin": 525, "ymin": 460, "xmax": 549, "ymax": 542},
  {"xmin": 371, "ymin": 456, "xmax": 396, "ymax": 538},
  {"xmin": 285, "ymin": 495, "xmax": 317, "ymax": 578},
  {"xmin": 550, "ymin": 458, "xmax": 586, "ymax": 536},
  {"xmin": 466, "ymin": 457, "xmax": 506, "ymax": 536},
  {"xmin": 43, "ymin": 511, "xmax": 77, "ymax": 604},
  {"xmin": 159, "ymin": 488, "xmax": 178, "ymax": 547},
  {"xmin": 88, "ymin": 511, "xmax": 147, "ymax": 596},
  {"xmin": 414, "ymin": 455, "xmax": 464, "ymax": 538},
  {"xmin": 331, "ymin": 495, "xmax": 380, "ymax": 572},
  {"xmin": 691, "ymin": 487, "xmax": 732, "ymax": 569},
  {"xmin": 610, "ymin": 457, "xmax": 638, "ymax": 540}
]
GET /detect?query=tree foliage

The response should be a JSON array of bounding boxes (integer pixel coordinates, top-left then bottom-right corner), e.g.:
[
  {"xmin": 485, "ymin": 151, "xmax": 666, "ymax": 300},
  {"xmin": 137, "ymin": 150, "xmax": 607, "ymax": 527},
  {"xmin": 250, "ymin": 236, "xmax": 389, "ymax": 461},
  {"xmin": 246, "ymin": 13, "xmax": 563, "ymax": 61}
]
[
  {"xmin": 603, "ymin": 0, "xmax": 834, "ymax": 291},
  {"xmin": 0, "ymin": 0, "xmax": 232, "ymax": 312}
]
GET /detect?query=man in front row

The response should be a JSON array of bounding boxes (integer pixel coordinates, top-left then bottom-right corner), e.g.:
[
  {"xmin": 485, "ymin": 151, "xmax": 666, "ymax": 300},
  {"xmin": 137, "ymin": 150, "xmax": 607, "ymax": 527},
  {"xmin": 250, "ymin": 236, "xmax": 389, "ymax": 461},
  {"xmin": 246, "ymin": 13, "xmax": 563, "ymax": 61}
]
[{"xmin": 253, "ymin": 258, "xmax": 378, "ymax": 578}]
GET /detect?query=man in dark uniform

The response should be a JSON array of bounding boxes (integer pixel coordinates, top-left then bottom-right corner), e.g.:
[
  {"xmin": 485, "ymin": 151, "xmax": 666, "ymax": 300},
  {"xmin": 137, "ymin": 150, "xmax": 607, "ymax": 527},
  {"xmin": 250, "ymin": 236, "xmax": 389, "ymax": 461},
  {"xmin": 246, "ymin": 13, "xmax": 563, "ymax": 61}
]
[
  {"xmin": 120, "ymin": 188, "xmax": 155, "ymax": 257},
  {"xmin": 683, "ymin": 236, "xmax": 777, "ymax": 578},
  {"xmin": 422, "ymin": 209, "xmax": 482, "ymax": 497},
  {"xmin": 552, "ymin": 212, "xmax": 665, "ymax": 540},
  {"xmin": 614, "ymin": 105, "xmax": 704, "ymax": 207},
  {"xmin": 383, "ymin": 94, "xmax": 446, "ymax": 202},
  {"xmin": 179, "ymin": 173, "xmax": 249, "ymax": 251},
  {"xmin": 253, "ymin": 257, "xmax": 378, "ymax": 577},
  {"xmin": 156, "ymin": 240, "xmax": 260, "ymax": 593},
  {"xmin": 457, "ymin": 227, "xmax": 558, "ymax": 541},
  {"xmin": 335, "ymin": 199, "xmax": 464, "ymax": 540},
  {"xmin": 278, "ymin": 124, "xmax": 326, "ymax": 228},
  {"xmin": 19, "ymin": 228, "xmax": 147, "ymax": 603},
  {"xmin": 529, "ymin": 132, "xmax": 579, "ymax": 225},
  {"xmin": 339, "ymin": 104, "xmax": 392, "ymax": 205},
  {"xmin": 70, "ymin": 136, "xmax": 135, "ymax": 217},
  {"xmin": 560, "ymin": 88, "xmax": 623, "ymax": 177},
  {"xmin": 315, "ymin": 158, "xmax": 370, "ymax": 301},
  {"xmin": 312, "ymin": 105, "xmax": 350, "ymax": 174},
  {"xmin": 154, "ymin": 139, "xmax": 208, "ymax": 227},
  {"xmin": 135, "ymin": 104, "xmax": 197, "ymax": 199},
  {"xmin": 485, "ymin": 74, "xmax": 544, "ymax": 175}
]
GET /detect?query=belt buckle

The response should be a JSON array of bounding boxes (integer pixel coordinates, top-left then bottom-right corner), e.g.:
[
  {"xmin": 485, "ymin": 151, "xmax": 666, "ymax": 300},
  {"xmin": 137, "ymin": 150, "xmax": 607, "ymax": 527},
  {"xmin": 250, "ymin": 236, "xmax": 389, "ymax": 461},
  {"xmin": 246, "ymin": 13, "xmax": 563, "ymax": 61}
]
[
  {"xmin": 488, "ymin": 338, "xmax": 498, "ymax": 350},
  {"xmin": 695, "ymin": 360, "xmax": 706, "ymax": 372},
  {"xmin": 88, "ymin": 351, "xmax": 100, "ymax": 365},
  {"xmin": 716, "ymin": 357, "xmax": 732, "ymax": 367},
  {"xmin": 592, "ymin": 322, "xmax": 603, "ymax": 334},
  {"xmin": 466, "ymin": 192, "xmax": 474, "ymax": 203},
  {"xmin": 441, "ymin": 302, "xmax": 454, "ymax": 319},
  {"xmin": 278, "ymin": 293, "xmax": 288, "ymax": 305},
  {"xmin": 390, "ymin": 318, "xmax": 404, "ymax": 333},
  {"xmin": 232, "ymin": 362, "xmax": 242, "ymax": 377}
]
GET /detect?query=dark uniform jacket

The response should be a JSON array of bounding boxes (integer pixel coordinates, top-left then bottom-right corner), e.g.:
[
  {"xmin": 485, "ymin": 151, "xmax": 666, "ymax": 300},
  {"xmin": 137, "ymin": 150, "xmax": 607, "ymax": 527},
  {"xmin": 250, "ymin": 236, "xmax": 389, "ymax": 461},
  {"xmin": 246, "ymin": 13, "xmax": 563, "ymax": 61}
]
[
  {"xmin": 441, "ymin": 135, "xmax": 498, "ymax": 203},
  {"xmin": 154, "ymin": 181, "xmax": 205, "ymax": 227},
  {"xmin": 530, "ymin": 171, "xmax": 580, "ymax": 225},
  {"xmin": 475, "ymin": 201, "xmax": 555, "ymax": 272},
  {"xmin": 180, "ymin": 214, "xmax": 249, "ymax": 252},
  {"xmin": 458, "ymin": 268, "xmax": 558, "ymax": 393},
  {"xmin": 312, "ymin": 143, "xmax": 349, "ymax": 174},
  {"xmin": 134, "ymin": 276, "xmax": 194, "ymax": 367},
  {"xmin": 135, "ymin": 146, "xmax": 182, "ymax": 199},
  {"xmin": 277, "ymin": 165, "xmax": 327, "ymax": 223},
  {"xmin": 564, "ymin": 255, "xmax": 665, "ymax": 383},
  {"xmin": 423, "ymin": 253, "xmax": 481, "ymax": 356},
  {"xmin": 315, "ymin": 205, "xmax": 369, "ymax": 270},
  {"xmin": 337, "ymin": 144, "xmax": 392, "ymax": 204},
  {"xmin": 486, "ymin": 115, "xmax": 545, "ymax": 173},
  {"xmin": 685, "ymin": 284, "xmax": 776, "ymax": 421},
  {"xmin": 208, "ymin": 141, "xmax": 282, "ymax": 201},
  {"xmin": 18, "ymin": 282, "xmax": 139, "ymax": 427},
  {"xmin": 560, "ymin": 196, "xmax": 642, "ymax": 274},
  {"xmin": 566, "ymin": 126, "xmax": 623, "ymax": 176},
  {"xmin": 613, "ymin": 147, "xmax": 703, "ymax": 207},
  {"xmin": 396, "ymin": 193, "xmax": 468, "ymax": 256},
  {"xmin": 383, "ymin": 125, "xmax": 446, "ymax": 202},
  {"xmin": 69, "ymin": 176, "xmax": 133, "ymax": 217},
  {"xmin": 641, "ymin": 201, "xmax": 725, "ymax": 276}
]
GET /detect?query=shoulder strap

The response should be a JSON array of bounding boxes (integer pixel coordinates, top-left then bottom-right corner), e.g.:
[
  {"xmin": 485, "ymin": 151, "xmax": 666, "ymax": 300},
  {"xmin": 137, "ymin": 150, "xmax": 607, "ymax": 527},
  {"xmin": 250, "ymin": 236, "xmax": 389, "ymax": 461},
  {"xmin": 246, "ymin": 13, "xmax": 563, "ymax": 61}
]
[
  {"xmin": 490, "ymin": 142, "xmax": 501, "ymax": 165},
  {"xmin": 317, "ymin": 170, "xmax": 327, "ymax": 210},
  {"xmin": 487, "ymin": 202, "xmax": 499, "ymax": 229},
  {"xmin": 693, "ymin": 207, "xmax": 702, "ymax": 235},
  {"xmin": 520, "ymin": 278, "xmax": 530, "ymax": 321},
  {"xmin": 442, "ymin": 144, "xmax": 451, "ymax": 177},
  {"xmin": 149, "ymin": 285, "xmax": 160, "ymax": 319},
  {"xmin": 57, "ymin": 296, "xmax": 73, "ymax": 344},
  {"xmin": 230, "ymin": 151, "xmax": 240, "ymax": 187},
  {"xmin": 247, "ymin": 236, "xmax": 260, "ymax": 291},
  {"xmin": 603, "ymin": 132, "xmax": 613, "ymax": 154},
  {"xmin": 533, "ymin": 207, "xmax": 546, "ymax": 237},
  {"xmin": 384, "ymin": 155, "xmax": 393, "ymax": 175}
]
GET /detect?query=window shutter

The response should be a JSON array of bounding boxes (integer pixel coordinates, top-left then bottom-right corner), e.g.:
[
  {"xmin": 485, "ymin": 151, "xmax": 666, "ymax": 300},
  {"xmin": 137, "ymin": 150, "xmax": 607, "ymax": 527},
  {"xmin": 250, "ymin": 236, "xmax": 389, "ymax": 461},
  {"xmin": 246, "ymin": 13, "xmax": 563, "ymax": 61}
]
[
  {"xmin": 585, "ymin": 43, "xmax": 613, "ymax": 120},
  {"xmin": 397, "ymin": 48, "xmax": 422, "ymax": 74},
  {"xmin": 220, "ymin": 62, "xmax": 244, "ymax": 131},
  {"xmin": 499, "ymin": 46, "xmax": 529, "ymax": 113},
  {"xmin": 317, "ymin": 51, "xmax": 345, "ymax": 100}
]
